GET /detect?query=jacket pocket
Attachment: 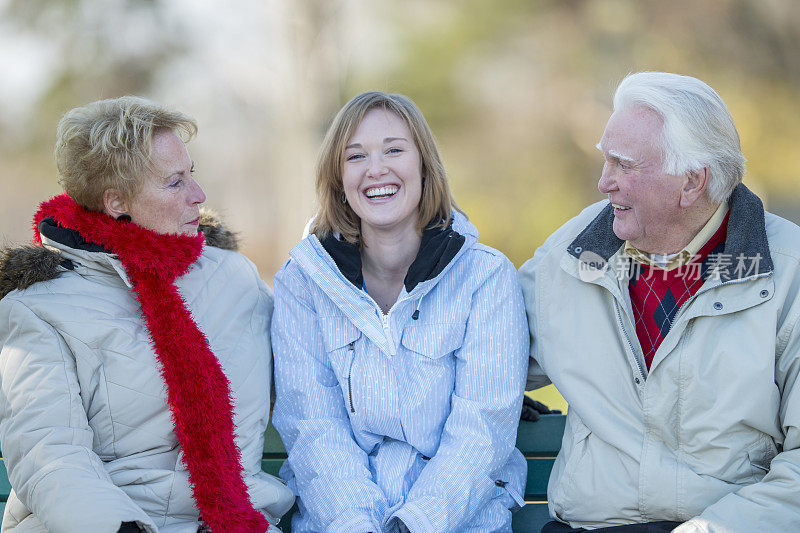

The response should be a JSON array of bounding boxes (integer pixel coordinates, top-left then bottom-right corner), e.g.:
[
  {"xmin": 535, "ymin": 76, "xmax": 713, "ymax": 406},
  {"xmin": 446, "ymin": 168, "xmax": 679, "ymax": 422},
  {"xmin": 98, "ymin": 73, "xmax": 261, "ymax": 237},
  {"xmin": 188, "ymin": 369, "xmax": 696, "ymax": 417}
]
[
  {"xmin": 747, "ymin": 434, "xmax": 778, "ymax": 483},
  {"xmin": 551, "ymin": 416, "xmax": 592, "ymax": 519},
  {"xmin": 317, "ymin": 316, "xmax": 361, "ymax": 391},
  {"xmin": 318, "ymin": 316, "xmax": 361, "ymax": 352},
  {"xmin": 400, "ymin": 322, "xmax": 465, "ymax": 360}
]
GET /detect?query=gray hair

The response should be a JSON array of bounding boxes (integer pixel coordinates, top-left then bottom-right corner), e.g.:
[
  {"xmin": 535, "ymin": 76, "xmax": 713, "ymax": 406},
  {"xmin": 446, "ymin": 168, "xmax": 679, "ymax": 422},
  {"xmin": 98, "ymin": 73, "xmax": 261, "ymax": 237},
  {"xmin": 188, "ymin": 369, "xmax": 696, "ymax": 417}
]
[{"xmin": 612, "ymin": 71, "xmax": 746, "ymax": 204}]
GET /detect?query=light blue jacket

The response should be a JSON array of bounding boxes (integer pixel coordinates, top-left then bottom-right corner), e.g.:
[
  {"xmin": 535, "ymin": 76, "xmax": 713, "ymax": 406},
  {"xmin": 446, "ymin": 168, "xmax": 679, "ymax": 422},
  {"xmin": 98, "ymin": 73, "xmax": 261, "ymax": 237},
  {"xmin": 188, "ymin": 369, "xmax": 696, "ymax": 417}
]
[{"xmin": 272, "ymin": 212, "xmax": 528, "ymax": 533}]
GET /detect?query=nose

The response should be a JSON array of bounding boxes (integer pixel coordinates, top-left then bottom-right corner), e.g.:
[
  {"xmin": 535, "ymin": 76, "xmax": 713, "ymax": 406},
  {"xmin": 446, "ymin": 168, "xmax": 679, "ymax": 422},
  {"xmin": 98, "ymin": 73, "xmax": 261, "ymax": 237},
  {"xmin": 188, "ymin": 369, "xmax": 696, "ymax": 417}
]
[
  {"xmin": 189, "ymin": 177, "xmax": 207, "ymax": 205},
  {"xmin": 597, "ymin": 161, "xmax": 616, "ymax": 194},
  {"xmin": 365, "ymin": 154, "xmax": 388, "ymax": 179}
]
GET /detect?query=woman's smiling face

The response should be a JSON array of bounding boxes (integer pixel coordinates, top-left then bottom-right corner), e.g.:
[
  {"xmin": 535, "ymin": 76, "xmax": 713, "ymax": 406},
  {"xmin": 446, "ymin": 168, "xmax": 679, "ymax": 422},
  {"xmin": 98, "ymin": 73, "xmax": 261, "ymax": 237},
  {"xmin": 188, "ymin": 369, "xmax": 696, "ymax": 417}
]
[{"xmin": 341, "ymin": 108, "xmax": 423, "ymax": 237}]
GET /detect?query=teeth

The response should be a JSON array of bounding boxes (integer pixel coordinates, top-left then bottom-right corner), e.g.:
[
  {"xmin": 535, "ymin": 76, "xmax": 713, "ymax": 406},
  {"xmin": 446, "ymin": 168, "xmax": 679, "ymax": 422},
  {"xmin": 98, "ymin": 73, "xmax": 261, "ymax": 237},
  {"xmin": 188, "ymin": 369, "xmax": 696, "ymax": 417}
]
[
  {"xmin": 612, "ymin": 203, "xmax": 631, "ymax": 210},
  {"xmin": 365, "ymin": 185, "xmax": 398, "ymax": 198}
]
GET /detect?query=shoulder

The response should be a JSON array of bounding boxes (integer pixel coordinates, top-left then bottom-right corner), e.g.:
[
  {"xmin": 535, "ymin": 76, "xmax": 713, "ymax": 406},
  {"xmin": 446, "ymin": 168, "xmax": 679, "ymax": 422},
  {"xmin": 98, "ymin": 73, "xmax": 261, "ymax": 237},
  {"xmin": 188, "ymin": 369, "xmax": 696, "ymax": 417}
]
[
  {"xmin": 192, "ymin": 246, "xmax": 272, "ymax": 304},
  {"xmin": 0, "ymin": 244, "xmax": 64, "ymax": 301},
  {"xmin": 199, "ymin": 246, "xmax": 260, "ymax": 281},
  {"xmin": 460, "ymin": 241, "xmax": 516, "ymax": 278},
  {"xmin": 0, "ymin": 271, "xmax": 103, "ymax": 342},
  {"xmin": 765, "ymin": 210, "xmax": 800, "ymax": 263}
]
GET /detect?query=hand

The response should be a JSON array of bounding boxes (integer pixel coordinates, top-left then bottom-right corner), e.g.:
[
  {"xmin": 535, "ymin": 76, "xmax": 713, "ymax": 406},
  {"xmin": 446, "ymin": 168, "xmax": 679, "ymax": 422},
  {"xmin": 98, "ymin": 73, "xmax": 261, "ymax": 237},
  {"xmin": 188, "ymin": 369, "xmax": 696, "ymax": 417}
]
[{"xmin": 520, "ymin": 396, "xmax": 561, "ymax": 422}]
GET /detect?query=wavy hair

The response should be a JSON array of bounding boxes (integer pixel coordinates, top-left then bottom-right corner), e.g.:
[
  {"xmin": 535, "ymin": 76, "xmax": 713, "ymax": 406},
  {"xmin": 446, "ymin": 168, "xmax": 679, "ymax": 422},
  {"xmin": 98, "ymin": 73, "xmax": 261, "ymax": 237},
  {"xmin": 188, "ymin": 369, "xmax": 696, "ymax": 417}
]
[{"xmin": 55, "ymin": 96, "xmax": 197, "ymax": 211}]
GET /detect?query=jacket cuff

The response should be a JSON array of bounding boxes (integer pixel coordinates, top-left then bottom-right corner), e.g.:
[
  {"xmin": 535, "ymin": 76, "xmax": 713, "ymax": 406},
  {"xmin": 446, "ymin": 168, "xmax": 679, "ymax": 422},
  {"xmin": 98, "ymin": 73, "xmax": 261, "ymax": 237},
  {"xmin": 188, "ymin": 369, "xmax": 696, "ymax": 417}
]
[
  {"xmin": 325, "ymin": 513, "xmax": 380, "ymax": 533},
  {"xmin": 390, "ymin": 503, "xmax": 435, "ymax": 533},
  {"xmin": 672, "ymin": 518, "xmax": 706, "ymax": 532}
]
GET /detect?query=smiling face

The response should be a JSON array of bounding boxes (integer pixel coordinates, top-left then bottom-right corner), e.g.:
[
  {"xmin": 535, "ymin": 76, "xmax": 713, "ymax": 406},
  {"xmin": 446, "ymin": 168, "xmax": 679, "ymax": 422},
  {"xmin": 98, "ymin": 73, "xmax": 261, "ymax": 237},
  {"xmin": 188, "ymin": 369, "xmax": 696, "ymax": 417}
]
[
  {"xmin": 342, "ymin": 108, "xmax": 423, "ymax": 237},
  {"xmin": 597, "ymin": 105, "xmax": 688, "ymax": 254},
  {"xmin": 126, "ymin": 129, "xmax": 207, "ymax": 236}
]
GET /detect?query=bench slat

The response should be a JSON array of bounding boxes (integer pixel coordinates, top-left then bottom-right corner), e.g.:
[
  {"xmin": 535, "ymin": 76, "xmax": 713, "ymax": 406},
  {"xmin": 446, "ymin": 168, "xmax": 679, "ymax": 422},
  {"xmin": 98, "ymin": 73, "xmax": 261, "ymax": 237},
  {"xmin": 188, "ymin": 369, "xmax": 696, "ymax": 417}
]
[{"xmin": 0, "ymin": 463, "xmax": 10, "ymax": 502}]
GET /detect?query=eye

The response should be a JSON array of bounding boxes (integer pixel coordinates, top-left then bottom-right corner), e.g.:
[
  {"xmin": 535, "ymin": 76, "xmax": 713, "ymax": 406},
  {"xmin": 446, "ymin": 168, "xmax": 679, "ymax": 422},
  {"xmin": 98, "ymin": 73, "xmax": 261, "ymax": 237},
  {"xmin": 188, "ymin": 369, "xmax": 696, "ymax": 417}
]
[
  {"xmin": 619, "ymin": 161, "xmax": 632, "ymax": 170},
  {"xmin": 169, "ymin": 178, "xmax": 184, "ymax": 188},
  {"xmin": 346, "ymin": 153, "xmax": 365, "ymax": 162},
  {"xmin": 386, "ymin": 147, "xmax": 403, "ymax": 155}
]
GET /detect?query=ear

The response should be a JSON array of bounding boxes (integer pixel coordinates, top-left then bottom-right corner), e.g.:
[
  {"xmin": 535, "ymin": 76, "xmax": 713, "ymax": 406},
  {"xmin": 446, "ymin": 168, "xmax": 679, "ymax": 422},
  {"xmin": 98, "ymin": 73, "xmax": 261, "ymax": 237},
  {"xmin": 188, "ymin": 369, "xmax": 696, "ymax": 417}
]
[
  {"xmin": 102, "ymin": 189, "xmax": 129, "ymax": 219},
  {"xmin": 679, "ymin": 167, "xmax": 709, "ymax": 208}
]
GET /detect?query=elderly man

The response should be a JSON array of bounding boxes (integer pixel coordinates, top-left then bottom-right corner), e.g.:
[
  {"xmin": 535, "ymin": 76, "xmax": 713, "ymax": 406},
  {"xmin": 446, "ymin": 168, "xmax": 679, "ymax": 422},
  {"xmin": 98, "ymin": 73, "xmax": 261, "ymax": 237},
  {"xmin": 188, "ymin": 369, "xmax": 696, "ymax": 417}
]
[{"xmin": 521, "ymin": 71, "xmax": 800, "ymax": 532}]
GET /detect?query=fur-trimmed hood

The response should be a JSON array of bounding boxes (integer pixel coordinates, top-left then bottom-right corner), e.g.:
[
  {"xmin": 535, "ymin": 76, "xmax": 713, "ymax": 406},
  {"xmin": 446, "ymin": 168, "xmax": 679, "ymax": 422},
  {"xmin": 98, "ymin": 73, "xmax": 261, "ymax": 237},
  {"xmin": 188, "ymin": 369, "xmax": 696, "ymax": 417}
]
[{"xmin": 0, "ymin": 207, "xmax": 238, "ymax": 300}]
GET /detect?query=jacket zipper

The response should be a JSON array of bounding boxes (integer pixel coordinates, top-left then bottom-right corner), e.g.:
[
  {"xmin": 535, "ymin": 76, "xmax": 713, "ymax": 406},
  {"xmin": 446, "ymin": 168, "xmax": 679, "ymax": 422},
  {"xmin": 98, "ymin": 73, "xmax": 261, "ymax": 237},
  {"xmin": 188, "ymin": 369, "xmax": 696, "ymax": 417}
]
[
  {"xmin": 346, "ymin": 341, "xmax": 356, "ymax": 413},
  {"xmin": 614, "ymin": 299, "xmax": 646, "ymax": 384},
  {"xmin": 614, "ymin": 272, "xmax": 771, "ymax": 385}
]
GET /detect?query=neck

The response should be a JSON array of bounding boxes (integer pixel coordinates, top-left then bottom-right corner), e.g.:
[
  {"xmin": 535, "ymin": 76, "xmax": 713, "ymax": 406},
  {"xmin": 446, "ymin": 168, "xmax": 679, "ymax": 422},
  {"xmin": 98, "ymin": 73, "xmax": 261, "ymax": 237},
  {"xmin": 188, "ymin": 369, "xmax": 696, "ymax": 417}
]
[
  {"xmin": 361, "ymin": 222, "xmax": 422, "ymax": 284},
  {"xmin": 360, "ymin": 218, "xmax": 422, "ymax": 313},
  {"xmin": 646, "ymin": 198, "xmax": 720, "ymax": 255}
]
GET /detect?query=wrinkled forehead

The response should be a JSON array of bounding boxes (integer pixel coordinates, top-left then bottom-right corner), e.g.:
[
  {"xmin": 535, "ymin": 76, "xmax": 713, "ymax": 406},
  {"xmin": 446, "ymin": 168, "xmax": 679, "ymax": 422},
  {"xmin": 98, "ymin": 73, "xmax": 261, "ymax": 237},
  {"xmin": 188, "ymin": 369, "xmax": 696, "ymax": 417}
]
[{"xmin": 598, "ymin": 105, "xmax": 664, "ymax": 159}]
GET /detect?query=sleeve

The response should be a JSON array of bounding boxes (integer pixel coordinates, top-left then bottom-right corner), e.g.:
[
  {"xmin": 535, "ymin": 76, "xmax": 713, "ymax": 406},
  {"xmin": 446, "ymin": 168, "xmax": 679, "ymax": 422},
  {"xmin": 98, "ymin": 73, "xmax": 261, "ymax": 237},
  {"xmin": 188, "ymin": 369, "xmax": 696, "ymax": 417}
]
[
  {"xmin": 389, "ymin": 258, "xmax": 529, "ymax": 532},
  {"xmin": 270, "ymin": 264, "xmax": 388, "ymax": 533},
  {"xmin": 674, "ymin": 309, "xmax": 800, "ymax": 532},
  {"xmin": 240, "ymin": 272, "xmax": 296, "ymax": 521},
  {"xmin": 0, "ymin": 298, "xmax": 156, "ymax": 533},
  {"xmin": 519, "ymin": 249, "xmax": 552, "ymax": 391}
]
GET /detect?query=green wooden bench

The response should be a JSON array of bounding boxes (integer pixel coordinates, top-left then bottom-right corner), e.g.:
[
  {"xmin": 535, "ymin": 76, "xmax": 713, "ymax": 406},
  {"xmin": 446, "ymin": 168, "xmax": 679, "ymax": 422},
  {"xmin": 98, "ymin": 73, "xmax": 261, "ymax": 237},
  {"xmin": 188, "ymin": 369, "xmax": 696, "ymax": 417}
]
[{"xmin": 0, "ymin": 414, "xmax": 565, "ymax": 531}]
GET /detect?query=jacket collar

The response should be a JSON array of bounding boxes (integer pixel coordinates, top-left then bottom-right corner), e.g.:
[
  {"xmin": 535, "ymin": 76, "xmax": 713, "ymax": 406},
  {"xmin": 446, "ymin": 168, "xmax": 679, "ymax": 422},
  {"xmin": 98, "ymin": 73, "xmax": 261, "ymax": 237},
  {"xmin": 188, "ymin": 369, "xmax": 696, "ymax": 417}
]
[
  {"xmin": 290, "ymin": 211, "xmax": 476, "ymax": 355},
  {"xmin": 0, "ymin": 199, "xmax": 241, "ymax": 300},
  {"xmin": 567, "ymin": 183, "xmax": 773, "ymax": 282},
  {"xmin": 319, "ymin": 219, "xmax": 466, "ymax": 292}
]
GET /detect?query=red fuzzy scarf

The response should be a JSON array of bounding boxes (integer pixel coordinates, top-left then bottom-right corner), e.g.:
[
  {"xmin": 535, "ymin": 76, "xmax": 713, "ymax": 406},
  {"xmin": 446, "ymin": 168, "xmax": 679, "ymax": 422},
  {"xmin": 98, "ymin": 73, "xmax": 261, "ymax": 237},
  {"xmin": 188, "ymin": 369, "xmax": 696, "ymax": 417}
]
[{"xmin": 33, "ymin": 194, "xmax": 269, "ymax": 533}]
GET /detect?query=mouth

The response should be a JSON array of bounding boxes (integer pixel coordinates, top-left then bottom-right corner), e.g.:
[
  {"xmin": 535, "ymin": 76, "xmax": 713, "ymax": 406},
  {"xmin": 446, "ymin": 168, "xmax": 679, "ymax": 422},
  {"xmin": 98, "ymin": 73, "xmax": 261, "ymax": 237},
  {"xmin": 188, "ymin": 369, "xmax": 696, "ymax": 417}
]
[
  {"xmin": 364, "ymin": 185, "xmax": 399, "ymax": 200},
  {"xmin": 611, "ymin": 203, "xmax": 631, "ymax": 212}
]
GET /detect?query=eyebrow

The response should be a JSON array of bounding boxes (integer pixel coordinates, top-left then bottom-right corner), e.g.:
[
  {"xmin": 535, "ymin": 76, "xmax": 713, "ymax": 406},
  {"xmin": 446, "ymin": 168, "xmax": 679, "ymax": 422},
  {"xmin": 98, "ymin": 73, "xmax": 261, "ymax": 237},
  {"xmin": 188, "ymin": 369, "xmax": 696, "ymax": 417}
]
[
  {"xmin": 596, "ymin": 143, "xmax": 638, "ymax": 165},
  {"xmin": 163, "ymin": 161, "xmax": 194, "ymax": 181},
  {"xmin": 345, "ymin": 137, "xmax": 410, "ymax": 150}
]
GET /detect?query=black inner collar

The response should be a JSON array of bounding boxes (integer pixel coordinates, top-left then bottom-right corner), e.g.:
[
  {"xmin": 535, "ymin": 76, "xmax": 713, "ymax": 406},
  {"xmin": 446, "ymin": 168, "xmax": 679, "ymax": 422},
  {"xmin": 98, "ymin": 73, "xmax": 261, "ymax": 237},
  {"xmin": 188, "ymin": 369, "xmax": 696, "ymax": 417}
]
[
  {"xmin": 39, "ymin": 217, "xmax": 112, "ymax": 254},
  {"xmin": 320, "ymin": 220, "xmax": 466, "ymax": 292}
]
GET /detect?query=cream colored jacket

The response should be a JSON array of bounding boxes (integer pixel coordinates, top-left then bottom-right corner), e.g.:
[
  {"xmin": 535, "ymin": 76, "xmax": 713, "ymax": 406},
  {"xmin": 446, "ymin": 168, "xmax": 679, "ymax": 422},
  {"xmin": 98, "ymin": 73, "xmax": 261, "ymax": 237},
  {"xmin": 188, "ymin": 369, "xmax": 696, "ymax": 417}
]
[
  {"xmin": 522, "ymin": 185, "xmax": 800, "ymax": 532},
  {"xmin": 0, "ymin": 224, "xmax": 294, "ymax": 532}
]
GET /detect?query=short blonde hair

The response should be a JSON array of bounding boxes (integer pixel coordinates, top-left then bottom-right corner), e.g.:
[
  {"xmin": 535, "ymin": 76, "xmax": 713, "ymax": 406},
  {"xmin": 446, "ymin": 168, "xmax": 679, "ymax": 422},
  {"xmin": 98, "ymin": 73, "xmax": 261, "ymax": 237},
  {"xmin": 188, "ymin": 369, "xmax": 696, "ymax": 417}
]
[
  {"xmin": 311, "ymin": 91, "xmax": 459, "ymax": 243},
  {"xmin": 55, "ymin": 96, "xmax": 197, "ymax": 211}
]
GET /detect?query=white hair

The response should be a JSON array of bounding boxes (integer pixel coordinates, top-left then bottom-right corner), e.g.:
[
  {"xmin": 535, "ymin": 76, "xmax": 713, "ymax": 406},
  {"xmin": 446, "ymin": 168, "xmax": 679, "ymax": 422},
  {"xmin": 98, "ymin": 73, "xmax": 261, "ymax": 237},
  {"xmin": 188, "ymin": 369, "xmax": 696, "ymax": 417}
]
[{"xmin": 612, "ymin": 71, "xmax": 746, "ymax": 204}]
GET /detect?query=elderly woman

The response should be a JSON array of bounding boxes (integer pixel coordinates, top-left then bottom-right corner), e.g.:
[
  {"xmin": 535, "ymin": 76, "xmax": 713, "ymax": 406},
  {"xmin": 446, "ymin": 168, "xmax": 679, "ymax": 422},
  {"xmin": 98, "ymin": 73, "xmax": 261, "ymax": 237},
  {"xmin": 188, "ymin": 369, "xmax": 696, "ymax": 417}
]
[
  {"xmin": 271, "ymin": 92, "xmax": 529, "ymax": 532},
  {"xmin": 0, "ymin": 97, "xmax": 294, "ymax": 532}
]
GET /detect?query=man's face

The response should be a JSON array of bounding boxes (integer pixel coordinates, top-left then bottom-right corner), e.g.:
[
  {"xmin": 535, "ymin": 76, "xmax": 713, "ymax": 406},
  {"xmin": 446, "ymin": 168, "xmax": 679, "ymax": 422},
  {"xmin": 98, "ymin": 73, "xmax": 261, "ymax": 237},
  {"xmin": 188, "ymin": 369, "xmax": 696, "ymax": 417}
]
[{"xmin": 597, "ymin": 105, "xmax": 686, "ymax": 254}]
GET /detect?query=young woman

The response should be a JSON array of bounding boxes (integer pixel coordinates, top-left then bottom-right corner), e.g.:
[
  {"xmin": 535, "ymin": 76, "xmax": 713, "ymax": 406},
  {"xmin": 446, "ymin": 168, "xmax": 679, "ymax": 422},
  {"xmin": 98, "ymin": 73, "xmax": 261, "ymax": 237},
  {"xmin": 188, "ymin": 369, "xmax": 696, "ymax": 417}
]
[
  {"xmin": 272, "ymin": 91, "xmax": 528, "ymax": 532},
  {"xmin": 0, "ymin": 97, "xmax": 293, "ymax": 532}
]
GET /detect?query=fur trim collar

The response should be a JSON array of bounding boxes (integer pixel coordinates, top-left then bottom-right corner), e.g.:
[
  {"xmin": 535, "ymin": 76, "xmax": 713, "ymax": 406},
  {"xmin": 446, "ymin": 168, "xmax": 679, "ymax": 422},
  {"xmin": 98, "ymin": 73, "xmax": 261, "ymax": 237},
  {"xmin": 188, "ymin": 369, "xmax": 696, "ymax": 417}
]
[
  {"xmin": 0, "ymin": 204, "xmax": 238, "ymax": 300},
  {"xmin": 11, "ymin": 194, "xmax": 268, "ymax": 532}
]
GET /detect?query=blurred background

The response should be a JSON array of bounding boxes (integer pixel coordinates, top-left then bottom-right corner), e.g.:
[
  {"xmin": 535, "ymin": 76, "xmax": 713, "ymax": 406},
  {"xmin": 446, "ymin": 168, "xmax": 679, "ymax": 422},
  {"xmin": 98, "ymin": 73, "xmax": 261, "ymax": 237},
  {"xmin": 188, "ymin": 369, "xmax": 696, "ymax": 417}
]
[{"xmin": 2, "ymin": 0, "xmax": 799, "ymax": 411}]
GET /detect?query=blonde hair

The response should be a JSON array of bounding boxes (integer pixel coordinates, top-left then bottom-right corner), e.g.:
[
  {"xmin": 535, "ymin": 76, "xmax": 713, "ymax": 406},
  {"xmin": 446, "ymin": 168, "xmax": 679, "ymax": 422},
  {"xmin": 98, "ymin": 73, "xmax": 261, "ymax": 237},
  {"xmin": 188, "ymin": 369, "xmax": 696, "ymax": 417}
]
[
  {"xmin": 55, "ymin": 96, "xmax": 197, "ymax": 211},
  {"xmin": 311, "ymin": 91, "xmax": 459, "ymax": 243}
]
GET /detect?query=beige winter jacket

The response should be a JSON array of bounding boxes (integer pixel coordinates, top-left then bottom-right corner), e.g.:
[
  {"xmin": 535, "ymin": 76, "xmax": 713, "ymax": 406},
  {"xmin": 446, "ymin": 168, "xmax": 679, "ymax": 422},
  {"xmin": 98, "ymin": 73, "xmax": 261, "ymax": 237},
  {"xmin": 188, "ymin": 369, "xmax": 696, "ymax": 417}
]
[
  {"xmin": 0, "ymin": 215, "xmax": 294, "ymax": 532},
  {"xmin": 521, "ymin": 184, "xmax": 800, "ymax": 532}
]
